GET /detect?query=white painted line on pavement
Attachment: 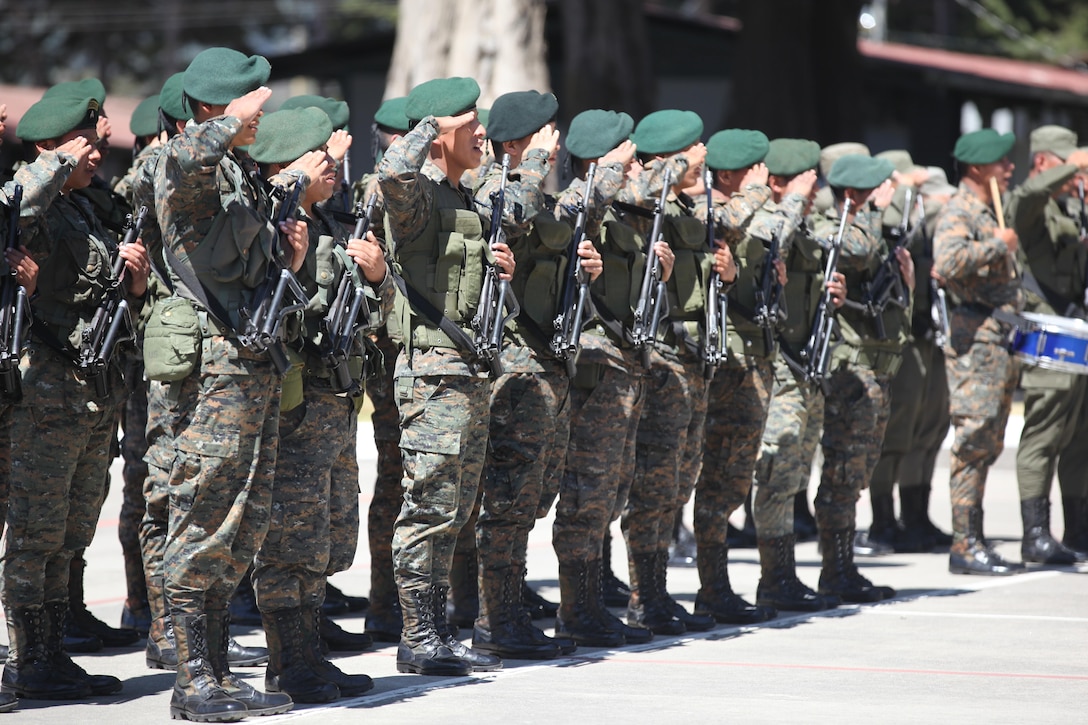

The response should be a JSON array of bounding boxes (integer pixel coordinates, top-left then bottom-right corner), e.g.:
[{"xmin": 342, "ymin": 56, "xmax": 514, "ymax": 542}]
[{"xmin": 864, "ymin": 609, "xmax": 1088, "ymax": 623}]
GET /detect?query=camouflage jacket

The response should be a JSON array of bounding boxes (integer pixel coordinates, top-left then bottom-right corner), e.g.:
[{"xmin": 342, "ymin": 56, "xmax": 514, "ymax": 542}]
[
  {"xmin": 113, "ymin": 143, "xmax": 159, "ymax": 207},
  {"xmin": 554, "ymin": 162, "xmax": 626, "ymax": 242}
]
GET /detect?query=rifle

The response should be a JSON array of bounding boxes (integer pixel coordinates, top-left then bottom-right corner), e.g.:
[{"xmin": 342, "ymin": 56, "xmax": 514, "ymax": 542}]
[
  {"xmin": 930, "ymin": 279, "xmax": 950, "ymax": 348},
  {"xmin": 78, "ymin": 205, "xmax": 148, "ymax": 399},
  {"xmin": 0, "ymin": 185, "xmax": 29, "ymax": 402},
  {"xmin": 551, "ymin": 162, "xmax": 597, "ymax": 377},
  {"xmin": 471, "ymin": 154, "xmax": 520, "ymax": 378},
  {"xmin": 701, "ymin": 168, "xmax": 727, "ymax": 379},
  {"xmin": 238, "ymin": 183, "xmax": 309, "ymax": 375},
  {"xmin": 322, "ymin": 193, "xmax": 379, "ymax": 396},
  {"xmin": 340, "ymin": 152, "xmax": 353, "ymax": 213},
  {"xmin": 799, "ymin": 197, "xmax": 851, "ymax": 393},
  {"xmin": 631, "ymin": 168, "xmax": 672, "ymax": 368},
  {"xmin": 753, "ymin": 224, "xmax": 785, "ymax": 354}
]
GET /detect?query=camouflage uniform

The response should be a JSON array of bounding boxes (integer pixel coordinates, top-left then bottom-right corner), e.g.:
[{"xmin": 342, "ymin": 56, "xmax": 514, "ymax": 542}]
[{"xmin": 933, "ymin": 181, "xmax": 1021, "ymax": 565}]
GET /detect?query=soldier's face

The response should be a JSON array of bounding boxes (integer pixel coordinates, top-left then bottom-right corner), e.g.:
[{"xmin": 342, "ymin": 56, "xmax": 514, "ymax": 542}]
[
  {"xmin": 57, "ymin": 128, "xmax": 101, "ymax": 191},
  {"xmin": 977, "ymin": 157, "xmax": 1014, "ymax": 193},
  {"xmin": 450, "ymin": 114, "xmax": 485, "ymax": 170}
]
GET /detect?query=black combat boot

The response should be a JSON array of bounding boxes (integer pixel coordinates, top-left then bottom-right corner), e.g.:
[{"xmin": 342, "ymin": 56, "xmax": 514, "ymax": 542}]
[
  {"xmin": 322, "ymin": 583, "xmax": 369, "ymax": 617},
  {"xmin": 626, "ymin": 554, "xmax": 685, "ymax": 635},
  {"xmin": 207, "ymin": 609, "xmax": 293, "ymax": 716},
  {"xmin": 446, "ymin": 550, "xmax": 479, "ymax": 630},
  {"xmin": 66, "ymin": 555, "xmax": 139, "ymax": 648},
  {"xmin": 300, "ymin": 608, "xmax": 374, "ymax": 696},
  {"xmin": 655, "ymin": 552, "xmax": 715, "ymax": 632},
  {"xmin": 590, "ymin": 559, "xmax": 653, "ymax": 644},
  {"xmin": 261, "ymin": 608, "xmax": 339, "ymax": 703},
  {"xmin": 0, "ymin": 690, "xmax": 13, "ymax": 713},
  {"xmin": 1061, "ymin": 496, "xmax": 1088, "ymax": 558},
  {"xmin": 521, "ymin": 580, "xmax": 559, "ymax": 619},
  {"xmin": 818, "ymin": 528, "xmax": 896, "ymax": 603},
  {"xmin": 472, "ymin": 567, "xmax": 560, "ymax": 659},
  {"xmin": 793, "ymin": 491, "xmax": 818, "ymax": 542},
  {"xmin": 432, "ymin": 585, "xmax": 502, "ymax": 671},
  {"xmin": 895, "ymin": 486, "xmax": 938, "ymax": 553},
  {"xmin": 319, "ymin": 613, "xmax": 373, "ymax": 652},
  {"xmin": 1, "ymin": 605, "xmax": 92, "ymax": 700},
  {"xmin": 694, "ymin": 544, "xmax": 776, "ymax": 624},
  {"xmin": 669, "ymin": 511, "xmax": 698, "ymax": 567},
  {"xmin": 1021, "ymin": 497, "xmax": 1079, "ymax": 565},
  {"xmin": 601, "ymin": 531, "xmax": 632, "ymax": 607},
  {"xmin": 169, "ymin": 613, "xmax": 247, "ymax": 722},
  {"xmin": 145, "ymin": 577, "xmax": 177, "ymax": 670},
  {"xmin": 949, "ymin": 506, "xmax": 1025, "ymax": 575},
  {"xmin": 864, "ymin": 492, "xmax": 900, "ymax": 551},
  {"xmin": 42, "ymin": 601, "xmax": 123, "ymax": 696},
  {"xmin": 396, "ymin": 586, "xmax": 472, "ymax": 676},
  {"xmin": 554, "ymin": 560, "xmax": 625, "ymax": 648},
  {"xmin": 756, "ymin": 535, "xmax": 834, "ymax": 612}
]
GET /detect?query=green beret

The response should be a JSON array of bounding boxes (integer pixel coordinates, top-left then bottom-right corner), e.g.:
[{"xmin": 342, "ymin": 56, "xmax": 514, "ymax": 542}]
[
  {"xmin": 705, "ymin": 129, "xmax": 769, "ymax": 171},
  {"xmin": 566, "ymin": 109, "xmax": 633, "ymax": 160},
  {"xmin": 1029, "ymin": 125, "xmax": 1077, "ymax": 160},
  {"xmin": 820, "ymin": 142, "xmax": 870, "ymax": 178},
  {"xmin": 280, "ymin": 94, "xmax": 350, "ymax": 130},
  {"xmin": 953, "ymin": 129, "xmax": 1015, "ymax": 165},
  {"xmin": 130, "ymin": 95, "xmax": 161, "ymax": 137},
  {"xmin": 374, "ymin": 96, "xmax": 411, "ymax": 133},
  {"xmin": 764, "ymin": 138, "xmax": 821, "ymax": 177},
  {"xmin": 43, "ymin": 78, "xmax": 107, "ymax": 107},
  {"xmin": 159, "ymin": 72, "xmax": 191, "ymax": 122},
  {"xmin": 485, "ymin": 91, "xmax": 558, "ymax": 143},
  {"xmin": 17, "ymin": 95, "xmax": 100, "ymax": 142},
  {"xmin": 631, "ymin": 110, "xmax": 704, "ymax": 156},
  {"xmin": 248, "ymin": 108, "xmax": 333, "ymax": 165},
  {"xmin": 827, "ymin": 154, "xmax": 895, "ymax": 190},
  {"xmin": 183, "ymin": 47, "xmax": 271, "ymax": 106},
  {"xmin": 405, "ymin": 77, "xmax": 480, "ymax": 124}
]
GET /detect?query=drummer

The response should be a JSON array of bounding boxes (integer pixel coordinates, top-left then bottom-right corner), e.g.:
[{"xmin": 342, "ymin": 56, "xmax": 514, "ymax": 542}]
[
  {"xmin": 1006, "ymin": 126, "xmax": 1088, "ymax": 565},
  {"xmin": 933, "ymin": 128, "xmax": 1024, "ymax": 576}
]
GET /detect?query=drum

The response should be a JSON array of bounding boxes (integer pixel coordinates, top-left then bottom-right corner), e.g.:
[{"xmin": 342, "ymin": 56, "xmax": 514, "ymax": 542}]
[{"xmin": 1008, "ymin": 311, "xmax": 1088, "ymax": 375}]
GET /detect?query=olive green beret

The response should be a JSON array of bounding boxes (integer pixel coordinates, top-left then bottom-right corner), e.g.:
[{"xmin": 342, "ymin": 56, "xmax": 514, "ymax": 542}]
[
  {"xmin": 159, "ymin": 72, "xmax": 191, "ymax": 122},
  {"xmin": 953, "ymin": 129, "xmax": 1015, "ymax": 165},
  {"xmin": 43, "ymin": 78, "xmax": 107, "ymax": 107},
  {"xmin": 405, "ymin": 77, "xmax": 480, "ymax": 124},
  {"xmin": 875, "ymin": 149, "xmax": 918, "ymax": 174},
  {"xmin": 705, "ymin": 129, "xmax": 769, "ymax": 171},
  {"xmin": 566, "ymin": 109, "xmax": 634, "ymax": 160},
  {"xmin": 765, "ymin": 138, "xmax": 821, "ymax": 177},
  {"xmin": 631, "ymin": 110, "xmax": 704, "ymax": 156},
  {"xmin": 248, "ymin": 107, "xmax": 333, "ymax": 165},
  {"xmin": 486, "ymin": 91, "xmax": 558, "ymax": 143},
  {"xmin": 827, "ymin": 154, "xmax": 894, "ymax": 190},
  {"xmin": 183, "ymin": 47, "xmax": 271, "ymax": 106},
  {"xmin": 17, "ymin": 95, "xmax": 100, "ymax": 142},
  {"xmin": 130, "ymin": 95, "xmax": 161, "ymax": 137},
  {"xmin": 280, "ymin": 94, "xmax": 350, "ymax": 130},
  {"xmin": 1029, "ymin": 125, "xmax": 1077, "ymax": 160},
  {"xmin": 820, "ymin": 142, "xmax": 870, "ymax": 178},
  {"xmin": 374, "ymin": 97, "xmax": 411, "ymax": 133}
]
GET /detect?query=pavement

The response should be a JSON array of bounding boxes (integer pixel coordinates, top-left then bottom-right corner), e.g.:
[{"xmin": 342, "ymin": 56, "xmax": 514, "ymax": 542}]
[{"xmin": 4, "ymin": 412, "xmax": 1086, "ymax": 724}]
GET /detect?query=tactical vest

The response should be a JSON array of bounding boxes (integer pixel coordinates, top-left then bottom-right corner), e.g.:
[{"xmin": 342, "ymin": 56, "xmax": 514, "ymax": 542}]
[
  {"xmin": 391, "ymin": 179, "xmax": 487, "ymax": 351},
  {"xmin": 661, "ymin": 211, "xmax": 712, "ymax": 357},
  {"xmin": 589, "ymin": 208, "xmax": 646, "ymax": 347},
  {"xmin": 509, "ymin": 213, "xmax": 573, "ymax": 352},
  {"xmin": 778, "ymin": 232, "xmax": 825, "ymax": 349},
  {"xmin": 834, "ymin": 239, "xmax": 910, "ymax": 374},
  {"xmin": 726, "ymin": 215, "xmax": 775, "ymax": 360}
]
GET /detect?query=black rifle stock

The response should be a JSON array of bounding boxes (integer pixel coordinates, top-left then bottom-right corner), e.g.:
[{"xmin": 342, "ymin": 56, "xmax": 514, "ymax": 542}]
[
  {"xmin": 801, "ymin": 197, "xmax": 851, "ymax": 393},
  {"xmin": 322, "ymin": 193, "xmax": 379, "ymax": 395},
  {"xmin": 472, "ymin": 153, "xmax": 519, "ymax": 378},
  {"xmin": 631, "ymin": 168, "xmax": 672, "ymax": 368},
  {"xmin": 238, "ymin": 183, "xmax": 309, "ymax": 375},
  {"xmin": 551, "ymin": 162, "xmax": 597, "ymax": 377},
  {"xmin": 754, "ymin": 225, "xmax": 785, "ymax": 354},
  {"xmin": 0, "ymin": 185, "xmax": 28, "ymax": 401},
  {"xmin": 851, "ymin": 189, "xmax": 923, "ymax": 339},
  {"xmin": 702, "ymin": 168, "xmax": 727, "ymax": 379},
  {"xmin": 79, "ymin": 205, "xmax": 148, "ymax": 398}
]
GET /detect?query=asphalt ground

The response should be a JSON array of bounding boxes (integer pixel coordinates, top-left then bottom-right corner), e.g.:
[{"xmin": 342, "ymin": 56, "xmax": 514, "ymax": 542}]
[{"xmin": 4, "ymin": 411, "xmax": 1086, "ymax": 724}]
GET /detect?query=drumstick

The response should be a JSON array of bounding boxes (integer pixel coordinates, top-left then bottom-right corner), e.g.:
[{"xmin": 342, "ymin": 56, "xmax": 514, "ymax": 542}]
[{"xmin": 989, "ymin": 175, "xmax": 1017, "ymax": 278}]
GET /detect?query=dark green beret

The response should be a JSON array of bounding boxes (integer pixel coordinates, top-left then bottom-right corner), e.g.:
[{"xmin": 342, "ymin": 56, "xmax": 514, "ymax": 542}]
[
  {"xmin": 953, "ymin": 129, "xmax": 1015, "ymax": 165},
  {"xmin": 631, "ymin": 110, "xmax": 704, "ymax": 156},
  {"xmin": 17, "ymin": 95, "xmax": 100, "ymax": 142},
  {"xmin": 566, "ymin": 109, "xmax": 634, "ymax": 160},
  {"xmin": 183, "ymin": 47, "xmax": 271, "ymax": 106},
  {"xmin": 43, "ymin": 78, "xmax": 107, "ymax": 107},
  {"xmin": 765, "ymin": 138, "xmax": 821, "ymax": 177},
  {"xmin": 705, "ymin": 129, "xmax": 769, "ymax": 171},
  {"xmin": 159, "ymin": 72, "xmax": 190, "ymax": 122},
  {"xmin": 280, "ymin": 94, "xmax": 350, "ymax": 130},
  {"xmin": 405, "ymin": 77, "xmax": 480, "ymax": 124},
  {"xmin": 374, "ymin": 96, "xmax": 410, "ymax": 133},
  {"xmin": 248, "ymin": 108, "xmax": 333, "ymax": 165},
  {"xmin": 130, "ymin": 95, "xmax": 161, "ymax": 137},
  {"xmin": 827, "ymin": 154, "xmax": 895, "ymax": 190},
  {"xmin": 485, "ymin": 91, "xmax": 558, "ymax": 143}
]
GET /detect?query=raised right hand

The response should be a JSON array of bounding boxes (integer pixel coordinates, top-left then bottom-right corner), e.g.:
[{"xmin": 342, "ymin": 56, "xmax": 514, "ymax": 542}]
[
  {"xmin": 600, "ymin": 140, "xmax": 637, "ymax": 167},
  {"xmin": 224, "ymin": 87, "xmax": 272, "ymax": 127},
  {"xmin": 435, "ymin": 110, "xmax": 478, "ymax": 136},
  {"xmin": 55, "ymin": 136, "xmax": 92, "ymax": 166},
  {"xmin": 286, "ymin": 151, "xmax": 330, "ymax": 186}
]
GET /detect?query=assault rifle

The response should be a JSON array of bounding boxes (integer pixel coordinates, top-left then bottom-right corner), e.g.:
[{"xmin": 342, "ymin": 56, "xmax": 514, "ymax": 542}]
[
  {"xmin": 322, "ymin": 193, "xmax": 379, "ymax": 396},
  {"xmin": 79, "ymin": 205, "xmax": 148, "ymax": 398},
  {"xmin": 931, "ymin": 279, "xmax": 950, "ymax": 348},
  {"xmin": 238, "ymin": 183, "xmax": 309, "ymax": 376},
  {"xmin": 702, "ymin": 168, "xmax": 727, "ymax": 379},
  {"xmin": 753, "ymin": 225, "xmax": 785, "ymax": 354},
  {"xmin": 0, "ymin": 185, "xmax": 29, "ymax": 401},
  {"xmin": 551, "ymin": 162, "xmax": 597, "ymax": 377},
  {"xmin": 798, "ymin": 197, "xmax": 851, "ymax": 393},
  {"xmin": 631, "ymin": 168, "xmax": 672, "ymax": 368},
  {"xmin": 471, "ymin": 154, "xmax": 519, "ymax": 378}
]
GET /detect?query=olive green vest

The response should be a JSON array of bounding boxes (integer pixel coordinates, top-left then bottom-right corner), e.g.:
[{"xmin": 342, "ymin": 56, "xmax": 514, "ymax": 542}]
[
  {"xmin": 510, "ymin": 213, "xmax": 573, "ymax": 352},
  {"xmin": 834, "ymin": 239, "xmax": 910, "ymax": 373},
  {"xmin": 661, "ymin": 209, "xmax": 713, "ymax": 357},
  {"xmin": 589, "ymin": 207, "xmax": 646, "ymax": 346},
  {"xmin": 778, "ymin": 232, "xmax": 826, "ymax": 349},
  {"xmin": 726, "ymin": 219, "xmax": 775, "ymax": 360}
]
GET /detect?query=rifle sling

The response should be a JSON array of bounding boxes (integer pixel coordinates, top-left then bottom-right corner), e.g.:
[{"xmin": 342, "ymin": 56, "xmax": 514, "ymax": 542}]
[
  {"xmin": 389, "ymin": 269, "xmax": 481, "ymax": 360},
  {"xmin": 29, "ymin": 317, "xmax": 81, "ymax": 366},
  {"xmin": 161, "ymin": 244, "xmax": 240, "ymax": 336}
]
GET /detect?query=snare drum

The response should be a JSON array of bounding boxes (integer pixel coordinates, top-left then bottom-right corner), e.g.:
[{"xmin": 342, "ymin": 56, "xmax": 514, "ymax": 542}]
[{"xmin": 1008, "ymin": 311, "xmax": 1088, "ymax": 375}]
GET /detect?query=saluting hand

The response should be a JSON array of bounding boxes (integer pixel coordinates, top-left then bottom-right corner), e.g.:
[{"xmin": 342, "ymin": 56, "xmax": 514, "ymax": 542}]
[
  {"xmin": 785, "ymin": 169, "xmax": 817, "ymax": 199},
  {"xmin": 742, "ymin": 162, "xmax": 769, "ymax": 189},
  {"xmin": 286, "ymin": 150, "xmax": 330, "ymax": 187},
  {"xmin": 577, "ymin": 238, "xmax": 603, "ymax": 282},
  {"xmin": 55, "ymin": 136, "xmax": 92, "ymax": 166},
  {"xmin": 870, "ymin": 179, "xmax": 896, "ymax": 210},
  {"xmin": 435, "ymin": 110, "xmax": 478, "ymax": 136},
  {"xmin": 326, "ymin": 130, "xmax": 352, "ymax": 164},
  {"xmin": 118, "ymin": 238, "xmax": 150, "ymax": 298},
  {"xmin": 526, "ymin": 123, "xmax": 560, "ymax": 158},
  {"xmin": 347, "ymin": 230, "xmax": 387, "ymax": 284},
  {"xmin": 600, "ymin": 140, "xmax": 637, "ymax": 168}
]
